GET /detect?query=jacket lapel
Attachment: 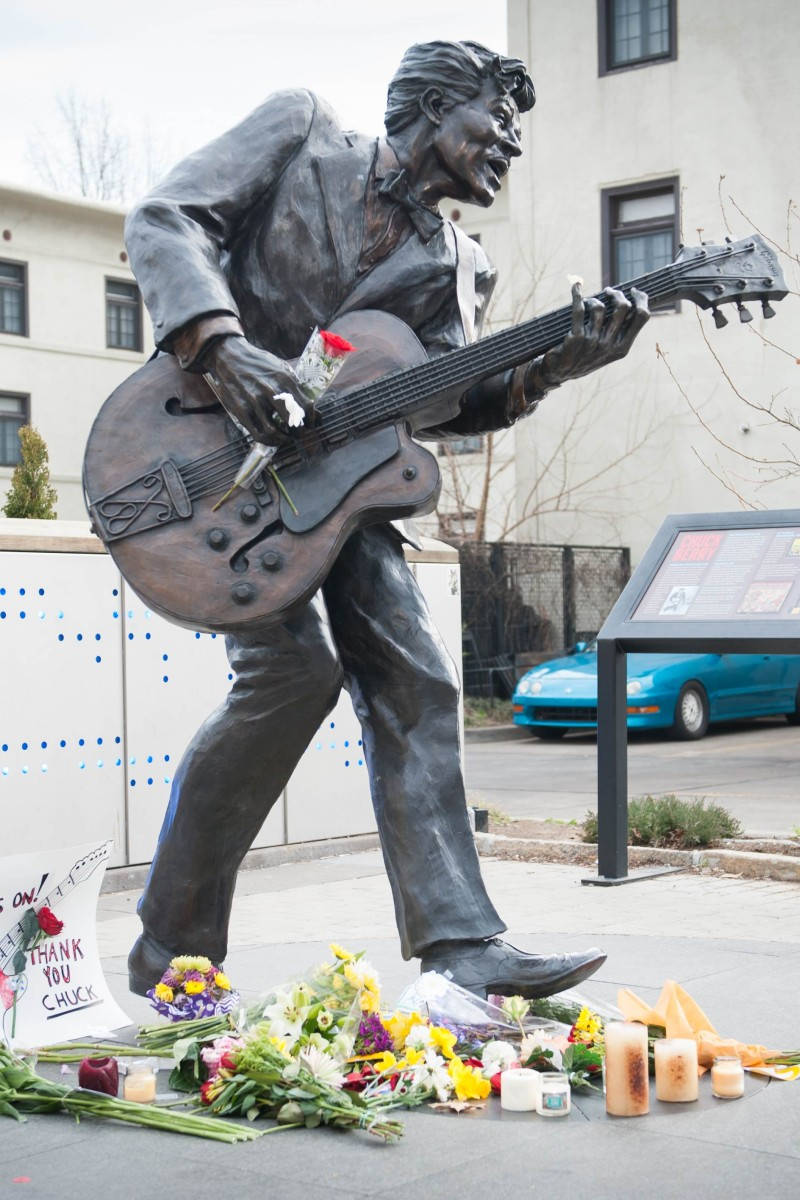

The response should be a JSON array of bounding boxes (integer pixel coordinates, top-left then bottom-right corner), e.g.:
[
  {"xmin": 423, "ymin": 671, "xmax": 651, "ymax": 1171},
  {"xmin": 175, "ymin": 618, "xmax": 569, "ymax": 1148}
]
[{"xmin": 313, "ymin": 135, "xmax": 375, "ymax": 295}]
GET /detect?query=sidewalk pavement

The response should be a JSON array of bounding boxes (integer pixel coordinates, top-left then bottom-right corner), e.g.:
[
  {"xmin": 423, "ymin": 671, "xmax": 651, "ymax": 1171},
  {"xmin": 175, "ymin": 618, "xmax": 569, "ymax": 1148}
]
[{"xmin": 3, "ymin": 851, "xmax": 799, "ymax": 1199}]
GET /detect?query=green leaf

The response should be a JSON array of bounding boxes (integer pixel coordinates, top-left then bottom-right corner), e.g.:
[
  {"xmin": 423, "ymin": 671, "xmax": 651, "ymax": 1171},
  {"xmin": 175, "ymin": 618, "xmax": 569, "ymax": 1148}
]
[
  {"xmin": 12, "ymin": 951, "xmax": 27, "ymax": 974},
  {"xmin": 0, "ymin": 1100, "xmax": 25, "ymax": 1122}
]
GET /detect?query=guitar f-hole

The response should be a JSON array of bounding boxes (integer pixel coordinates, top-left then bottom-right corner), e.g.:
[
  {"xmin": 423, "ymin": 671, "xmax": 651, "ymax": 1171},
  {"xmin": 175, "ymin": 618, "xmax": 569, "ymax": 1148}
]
[{"xmin": 229, "ymin": 520, "xmax": 284, "ymax": 573}]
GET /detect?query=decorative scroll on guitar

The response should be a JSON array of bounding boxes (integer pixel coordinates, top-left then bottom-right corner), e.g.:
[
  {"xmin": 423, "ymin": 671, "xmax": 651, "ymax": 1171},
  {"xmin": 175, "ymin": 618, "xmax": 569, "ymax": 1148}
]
[{"xmin": 83, "ymin": 235, "xmax": 787, "ymax": 634}]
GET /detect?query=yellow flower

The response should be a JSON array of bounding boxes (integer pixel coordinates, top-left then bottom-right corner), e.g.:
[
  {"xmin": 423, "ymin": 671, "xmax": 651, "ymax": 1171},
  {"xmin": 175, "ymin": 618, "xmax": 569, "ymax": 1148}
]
[
  {"xmin": 170, "ymin": 955, "xmax": 212, "ymax": 974},
  {"xmin": 448, "ymin": 1058, "xmax": 491, "ymax": 1101},
  {"xmin": 430, "ymin": 1026, "xmax": 457, "ymax": 1060},
  {"xmin": 329, "ymin": 943, "xmax": 354, "ymax": 962},
  {"xmin": 214, "ymin": 972, "xmax": 231, "ymax": 991},
  {"xmin": 154, "ymin": 982, "xmax": 174, "ymax": 1003},
  {"xmin": 573, "ymin": 1007, "xmax": 602, "ymax": 1043},
  {"xmin": 359, "ymin": 989, "xmax": 380, "ymax": 1014},
  {"xmin": 385, "ymin": 1010, "xmax": 424, "ymax": 1052},
  {"xmin": 374, "ymin": 1051, "xmax": 397, "ymax": 1074},
  {"xmin": 184, "ymin": 979, "xmax": 205, "ymax": 995},
  {"xmin": 269, "ymin": 1036, "xmax": 287, "ymax": 1054},
  {"xmin": 343, "ymin": 961, "xmax": 380, "ymax": 995},
  {"xmin": 402, "ymin": 1046, "xmax": 424, "ymax": 1067}
]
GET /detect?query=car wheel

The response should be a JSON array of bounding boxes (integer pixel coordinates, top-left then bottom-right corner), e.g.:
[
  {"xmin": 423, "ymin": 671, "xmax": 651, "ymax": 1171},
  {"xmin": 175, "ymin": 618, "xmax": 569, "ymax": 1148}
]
[
  {"xmin": 532, "ymin": 727, "xmax": 567, "ymax": 740},
  {"xmin": 786, "ymin": 685, "xmax": 800, "ymax": 725},
  {"xmin": 672, "ymin": 682, "xmax": 709, "ymax": 740}
]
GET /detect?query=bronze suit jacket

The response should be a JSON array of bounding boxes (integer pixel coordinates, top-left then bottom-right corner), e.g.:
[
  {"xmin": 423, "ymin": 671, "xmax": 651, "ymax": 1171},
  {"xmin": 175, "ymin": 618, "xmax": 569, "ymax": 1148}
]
[{"xmin": 125, "ymin": 89, "xmax": 521, "ymax": 437}]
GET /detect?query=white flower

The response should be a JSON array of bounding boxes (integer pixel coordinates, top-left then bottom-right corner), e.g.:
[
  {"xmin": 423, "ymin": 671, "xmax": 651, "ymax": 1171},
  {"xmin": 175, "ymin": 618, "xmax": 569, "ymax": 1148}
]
[
  {"xmin": 520, "ymin": 1033, "xmax": 563, "ymax": 1070},
  {"xmin": 262, "ymin": 989, "xmax": 311, "ymax": 1050},
  {"xmin": 414, "ymin": 1048, "xmax": 453, "ymax": 1101},
  {"xmin": 405, "ymin": 1023, "xmax": 433, "ymax": 1050},
  {"xmin": 481, "ymin": 1040, "xmax": 519, "ymax": 1076},
  {"xmin": 297, "ymin": 1044, "xmax": 346, "ymax": 1089}
]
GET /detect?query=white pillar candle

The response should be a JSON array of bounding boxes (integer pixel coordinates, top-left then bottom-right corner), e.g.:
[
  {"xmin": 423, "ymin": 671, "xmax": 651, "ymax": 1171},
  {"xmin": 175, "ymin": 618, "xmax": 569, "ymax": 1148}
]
[
  {"xmin": 604, "ymin": 1021, "xmax": 649, "ymax": 1117},
  {"xmin": 711, "ymin": 1055, "xmax": 745, "ymax": 1099},
  {"xmin": 500, "ymin": 1068, "xmax": 541, "ymax": 1111},
  {"xmin": 654, "ymin": 1038, "xmax": 699, "ymax": 1102}
]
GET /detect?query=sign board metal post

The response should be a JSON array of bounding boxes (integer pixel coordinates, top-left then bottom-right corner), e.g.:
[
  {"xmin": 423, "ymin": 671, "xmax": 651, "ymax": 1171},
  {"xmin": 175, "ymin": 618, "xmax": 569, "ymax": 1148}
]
[{"xmin": 583, "ymin": 509, "xmax": 800, "ymax": 887}]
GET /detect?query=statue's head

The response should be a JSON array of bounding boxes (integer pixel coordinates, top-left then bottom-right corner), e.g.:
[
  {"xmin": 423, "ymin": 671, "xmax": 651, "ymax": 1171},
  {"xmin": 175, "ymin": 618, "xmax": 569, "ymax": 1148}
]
[{"xmin": 385, "ymin": 40, "xmax": 534, "ymax": 207}]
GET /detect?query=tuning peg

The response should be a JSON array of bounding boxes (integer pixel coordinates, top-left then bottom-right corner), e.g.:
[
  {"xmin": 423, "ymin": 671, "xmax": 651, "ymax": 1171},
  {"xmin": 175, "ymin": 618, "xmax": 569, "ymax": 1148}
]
[
  {"xmin": 761, "ymin": 300, "xmax": 776, "ymax": 319},
  {"xmin": 712, "ymin": 306, "xmax": 729, "ymax": 329},
  {"xmin": 736, "ymin": 300, "xmax": 753, "ymax": 323}
]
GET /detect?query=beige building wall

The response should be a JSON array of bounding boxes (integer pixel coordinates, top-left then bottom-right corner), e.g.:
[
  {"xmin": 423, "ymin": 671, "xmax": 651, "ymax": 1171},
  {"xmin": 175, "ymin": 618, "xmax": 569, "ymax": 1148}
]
[
  {"xmin": 452, "ymin": 0, "xmax": 799, "ymax": 563},
  {"xmin": 0, "ymin": 185, "xmax": 151, "ymax": 518}
]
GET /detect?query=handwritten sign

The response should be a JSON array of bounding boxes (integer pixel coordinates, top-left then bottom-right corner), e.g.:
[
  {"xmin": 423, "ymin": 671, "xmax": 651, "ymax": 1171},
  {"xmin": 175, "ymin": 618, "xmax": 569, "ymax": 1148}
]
[{"xmin": 0, "ymin": 839, "xmax": 130, "ymax": 1049}]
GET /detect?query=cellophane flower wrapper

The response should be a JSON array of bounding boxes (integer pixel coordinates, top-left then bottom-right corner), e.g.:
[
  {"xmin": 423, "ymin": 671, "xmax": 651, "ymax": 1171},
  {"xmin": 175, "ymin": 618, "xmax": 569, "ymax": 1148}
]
[
  {"xmin": 293, "ymin": 327, "xmax": 356, "ymax": 402},
  {"xmin": 147, "ymin": 956, "xmax": 241, "ymax": 1023},
  {"xmin": 394, "ymin": 972, "xmax": 566, "ymax": 1048}
]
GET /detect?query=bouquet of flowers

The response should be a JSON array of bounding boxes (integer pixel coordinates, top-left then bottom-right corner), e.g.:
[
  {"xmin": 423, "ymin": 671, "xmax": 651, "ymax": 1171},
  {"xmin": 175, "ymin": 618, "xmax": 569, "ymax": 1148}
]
[{"xmin": 147, "ymin": 955, "xmax": 240, "ymax": 1022}]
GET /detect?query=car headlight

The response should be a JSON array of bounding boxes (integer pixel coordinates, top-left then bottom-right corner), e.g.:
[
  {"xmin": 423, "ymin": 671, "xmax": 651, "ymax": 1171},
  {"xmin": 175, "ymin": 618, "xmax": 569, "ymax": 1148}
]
[
  {"xmin": 516, "ymin": 679, "xmax": 531, "ymax": 695},
  {"xmin": 530, "ymin": 682, "xmax": 542, "ymax": 695},
  {"xmin": 626, "ymin": 680, "xmax": 643, "ymax": 696}
]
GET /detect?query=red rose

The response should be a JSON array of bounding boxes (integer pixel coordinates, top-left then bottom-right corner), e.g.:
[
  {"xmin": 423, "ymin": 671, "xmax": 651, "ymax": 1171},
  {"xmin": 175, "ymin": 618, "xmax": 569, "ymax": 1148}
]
[
  {"xmin": 200, "ymin": 1080, "xmax": 215, "ymax": 1105},
  {"xmin": 219, "ymin": 1051, "xmax": 238, "ymax": 1071},
  {"xmin": 319, "ymin": 330, "xmax": 356, "ymax": 356},
  {"xmin": 37, "ymin": 907, "xmax": 63, "ymax": 936},
  {"xmin": 490, "ymin": 1071, "xmax": 503, "ymax": 1095}
]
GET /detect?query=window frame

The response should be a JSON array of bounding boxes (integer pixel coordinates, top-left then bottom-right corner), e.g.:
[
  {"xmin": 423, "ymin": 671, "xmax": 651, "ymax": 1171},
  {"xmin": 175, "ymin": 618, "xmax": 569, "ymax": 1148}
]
[
  {"xmin": 438, "ymin": 435, "xmax": 486, "ymax": 457},
  {"xmin": 601, "ymin": 176, "xmax": 680, "ymax": 311},
  {"xmin": 0, "ymin": 258, "xmax": 29, "ymax": 338},
  {"xmin": 0, "ymin": 391, "xmax": 30, "ymax": 468},
  {"xmin": 105, "ymin": 276, "xmax": 143, "ymax": 352},
  {"xmin": 598, "ymin": 0, "xmax": 677, "ymax": 76}
]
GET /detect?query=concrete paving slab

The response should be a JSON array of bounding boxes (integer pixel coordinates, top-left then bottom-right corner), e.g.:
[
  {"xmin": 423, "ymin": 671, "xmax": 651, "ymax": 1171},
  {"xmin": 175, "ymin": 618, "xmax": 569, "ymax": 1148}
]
[{"xmin": 2, "ymin": 853, "xmax": 799, "ymax": 1198}]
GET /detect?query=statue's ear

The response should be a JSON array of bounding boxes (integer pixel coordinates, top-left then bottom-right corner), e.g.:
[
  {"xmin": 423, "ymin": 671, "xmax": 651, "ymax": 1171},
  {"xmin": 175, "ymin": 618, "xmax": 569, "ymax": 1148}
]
[{"xmin": 419, "ymin": 87, "xmax": 446, "ymax": 126}]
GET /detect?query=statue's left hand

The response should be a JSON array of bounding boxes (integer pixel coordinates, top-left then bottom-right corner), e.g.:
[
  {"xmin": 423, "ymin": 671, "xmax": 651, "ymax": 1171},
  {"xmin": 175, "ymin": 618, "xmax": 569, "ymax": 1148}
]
[{"xmin": 528, "ymin": 283, "xmax": 650, "ymax": 393}]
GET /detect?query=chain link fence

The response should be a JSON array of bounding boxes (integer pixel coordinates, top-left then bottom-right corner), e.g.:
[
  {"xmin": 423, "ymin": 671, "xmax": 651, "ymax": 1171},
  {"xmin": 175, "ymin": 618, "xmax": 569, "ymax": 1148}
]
[{"xmin": 459, "ymin": 542, "xmax": 631, "ymax": 697}]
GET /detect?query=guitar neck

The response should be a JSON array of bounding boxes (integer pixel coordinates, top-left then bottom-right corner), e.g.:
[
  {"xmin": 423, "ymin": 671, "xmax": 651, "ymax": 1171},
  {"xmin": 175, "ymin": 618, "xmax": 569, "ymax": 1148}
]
[
  {"xmin": 316, "ymin": 262, "xmax": 677, "ymax": 438},
  {"xmin": 0, "ymin": 878, "xmax": 71, "ymax": 972}
]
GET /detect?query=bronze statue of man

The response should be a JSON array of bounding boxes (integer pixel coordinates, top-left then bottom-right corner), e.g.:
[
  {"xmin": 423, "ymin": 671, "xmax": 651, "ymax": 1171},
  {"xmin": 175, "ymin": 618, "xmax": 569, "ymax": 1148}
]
[{"xmin": 125, "ymin": 40, "xmax": 648, "ymax": 999}]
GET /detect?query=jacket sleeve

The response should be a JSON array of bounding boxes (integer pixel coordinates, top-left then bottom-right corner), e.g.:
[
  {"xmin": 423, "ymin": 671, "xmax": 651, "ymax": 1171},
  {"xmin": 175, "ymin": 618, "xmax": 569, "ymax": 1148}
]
[
  {"xmin": 417, "ymin": 236, "xmax": 545, "ymax": 440},
  {"xmin": 124, "ymin": 89, "xmax": 317, "ymax": 353}
]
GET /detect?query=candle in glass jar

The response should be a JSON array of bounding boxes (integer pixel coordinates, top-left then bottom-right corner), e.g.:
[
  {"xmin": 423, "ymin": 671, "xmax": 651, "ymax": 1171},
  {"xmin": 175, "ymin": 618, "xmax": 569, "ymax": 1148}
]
[
  {"xmin": 654, "ymin": 1038, "xmax": 699, "ymax": 1102},
  {"xmin": 711, "ymin": 1055, "xmax": 744, "ymax": 1099},
  {"xmin": 123, "ymin": 1061, "xmax": 157, "ymax": 1103},
  {"xmin": 536, "ymin": 1072, "xmax": 570, "ymax": 1117},
  {"xmin": 604, "ymin": 1021, "xmax": 649, "ymax": 1117},
  {"xmin": 500, "ymin": 1068, "xmax": 540, "ymax": 1111}
]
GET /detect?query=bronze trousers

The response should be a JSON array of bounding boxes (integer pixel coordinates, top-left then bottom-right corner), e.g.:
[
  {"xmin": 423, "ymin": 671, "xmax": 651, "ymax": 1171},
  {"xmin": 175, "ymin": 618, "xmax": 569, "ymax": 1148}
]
[{"xmin": 137, "ymin": 525, "xmax": 505, "ymax": 961}]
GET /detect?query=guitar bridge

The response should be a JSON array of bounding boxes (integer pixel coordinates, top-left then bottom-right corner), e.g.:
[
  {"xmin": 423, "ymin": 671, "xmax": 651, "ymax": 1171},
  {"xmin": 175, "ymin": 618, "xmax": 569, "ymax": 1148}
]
[{"xmin": 88, "ymin": 460, "xmax": 192, "ymax": 543}]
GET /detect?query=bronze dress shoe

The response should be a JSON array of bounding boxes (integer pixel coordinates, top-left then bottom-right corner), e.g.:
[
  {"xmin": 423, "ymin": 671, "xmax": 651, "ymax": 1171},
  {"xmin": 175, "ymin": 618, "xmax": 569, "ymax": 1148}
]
[
  {"xmin": 128, "ymin": 933, "xmax": 179, "ymax": 996},
  {"xmin": 420, "ymin": 937, "xmax": 606, "ymax": 999}
]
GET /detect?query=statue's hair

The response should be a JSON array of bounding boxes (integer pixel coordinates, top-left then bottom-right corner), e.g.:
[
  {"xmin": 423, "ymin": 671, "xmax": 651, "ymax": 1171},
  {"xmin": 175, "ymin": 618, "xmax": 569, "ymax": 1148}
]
[{"xmin": 385, "ymin": 40, "xmax": 535, "ymax": 136}]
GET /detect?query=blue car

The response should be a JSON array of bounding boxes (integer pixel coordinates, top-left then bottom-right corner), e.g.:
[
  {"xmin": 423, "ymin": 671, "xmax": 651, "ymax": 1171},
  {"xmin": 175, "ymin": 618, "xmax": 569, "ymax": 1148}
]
[{"xmin": 512, "ymin": 643, "xmax": 800, "ymax": 740}]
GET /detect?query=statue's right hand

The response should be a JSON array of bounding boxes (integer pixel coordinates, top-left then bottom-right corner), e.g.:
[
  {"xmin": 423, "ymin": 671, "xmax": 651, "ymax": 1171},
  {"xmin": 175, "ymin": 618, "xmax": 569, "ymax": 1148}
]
[{"xmin": 205, "ymin": 336, "xmax": 312, "ymax": 444}]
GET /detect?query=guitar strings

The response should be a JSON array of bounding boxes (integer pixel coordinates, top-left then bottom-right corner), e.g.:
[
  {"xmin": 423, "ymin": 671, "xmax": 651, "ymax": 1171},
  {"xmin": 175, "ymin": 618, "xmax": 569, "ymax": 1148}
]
[{"xmin": 177, "ymin": 245, "xmax": 756, "ymax": 495}]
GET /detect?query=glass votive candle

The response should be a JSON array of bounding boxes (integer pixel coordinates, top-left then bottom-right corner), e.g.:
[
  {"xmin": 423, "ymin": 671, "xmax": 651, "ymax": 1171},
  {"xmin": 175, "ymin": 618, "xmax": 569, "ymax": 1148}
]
[
  {"xmin": 654, "ymin": 1038, "xmax": 699, "ymax": 1102},
  {"xmin": 500, "ymin": 1068, "xmax": 541, "ymax": 1111},
  {"xmin": 536, "ymin": 1071, "xmax": 571, "ymax": 1117},
  {"xmin": 122, "ymin": 1058, "xmax": 158, "ymax": 1103},
  {"xmin": 711, "ymin": 1055, "xmax": 745, "ymax": 1099},
  {"xmin": 77, "ymin": 1056, "xmax": 119, "ymax": 1097}
]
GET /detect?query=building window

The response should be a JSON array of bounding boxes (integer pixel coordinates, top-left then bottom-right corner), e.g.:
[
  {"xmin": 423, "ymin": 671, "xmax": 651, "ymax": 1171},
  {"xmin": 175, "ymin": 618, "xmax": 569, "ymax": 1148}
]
[
  {"xmin": 0, "ymin": 260, "xmax": 27, "ymax": 336},
  {"xmin": 438, "ymin": 435, "xmax": 485, "ymax": 457},
  {"xmin": 601, "ymin": 178, "xmax": 679, "ymax": 309},
  {"xmin": 0, "ymin": 394, "xmax": 29, "ymax": 467},
  {"xmin": 598, "ymin": 0, "xmax": 676, "ymax": 75},
  {"xmin": 106, "ymin": 279, "xmax": 142, "ymax": 351}
]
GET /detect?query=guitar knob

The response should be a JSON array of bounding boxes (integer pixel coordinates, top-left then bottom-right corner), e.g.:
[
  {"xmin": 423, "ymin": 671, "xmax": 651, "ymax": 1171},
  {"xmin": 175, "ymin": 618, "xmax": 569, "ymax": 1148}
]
[
  {"xmin": 736, "ymin": 300, "xmax": 753, "ymax": 323},
  {"xmin": 761, "ymin": 300, "xmax": 776, "ymax": 319},
  {"xmin": 260, "ymin": 551, "xmax": 282, "ymax": 572},
  {"xmin": 239, "ymin": 503, "xmax": 259, "ymax": 523},
  {"xmin": 711, "ymin": 306, "xmax": 728, "ymax": 329},
  {"xmin": 231, "ymin": 582, "xmax": 256, "ymax": 605},
  {"xmin": 206, "ymin": 527, "xmax": 229, "ymax": 551}
]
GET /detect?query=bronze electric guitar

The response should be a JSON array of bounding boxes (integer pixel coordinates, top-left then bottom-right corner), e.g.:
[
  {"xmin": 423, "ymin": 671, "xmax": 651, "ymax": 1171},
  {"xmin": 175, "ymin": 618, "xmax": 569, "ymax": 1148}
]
[{"xmin": 83, "ymin": 235, "xmax": 787, "ymax": 633}]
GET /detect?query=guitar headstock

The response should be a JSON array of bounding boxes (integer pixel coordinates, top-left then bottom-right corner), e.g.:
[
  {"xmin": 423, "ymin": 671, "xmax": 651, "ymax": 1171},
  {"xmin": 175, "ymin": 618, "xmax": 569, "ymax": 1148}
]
[
  {"xmin": 671, "ymin": 234, "xmax": 787, "ymax": 326},
  {"xmin": 68, "ymin": 841, "xmax": 111, "ymax": 887}
]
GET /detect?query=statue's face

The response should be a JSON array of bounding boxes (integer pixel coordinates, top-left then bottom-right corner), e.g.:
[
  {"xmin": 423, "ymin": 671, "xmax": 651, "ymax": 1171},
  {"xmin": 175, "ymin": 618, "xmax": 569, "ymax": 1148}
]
[{"xmin": 431, "ymin": 78, "xmax": 522, "ymax": 207}]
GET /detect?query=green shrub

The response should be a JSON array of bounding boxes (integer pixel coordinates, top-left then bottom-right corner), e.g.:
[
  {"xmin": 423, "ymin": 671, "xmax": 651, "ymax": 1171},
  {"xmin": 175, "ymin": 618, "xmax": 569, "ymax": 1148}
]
[
  {"xmin": 582, "ymin": 795, "xmax": 743, "ymax": 849},
  {"xmin": 2, "ymin": 425, "xmax": 58, "ymax": 519}
]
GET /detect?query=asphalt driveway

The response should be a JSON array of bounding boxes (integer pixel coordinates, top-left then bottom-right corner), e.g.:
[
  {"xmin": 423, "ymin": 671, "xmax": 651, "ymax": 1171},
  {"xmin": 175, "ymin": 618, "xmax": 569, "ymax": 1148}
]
[{"xmin": 465, "ymin": 717, "xmax": 800, "ymax": 835}]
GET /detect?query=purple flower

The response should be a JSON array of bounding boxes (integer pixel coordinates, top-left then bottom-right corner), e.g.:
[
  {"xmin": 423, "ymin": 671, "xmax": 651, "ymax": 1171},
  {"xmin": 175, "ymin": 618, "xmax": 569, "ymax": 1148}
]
[{"xmin": 354, "ymin": 1014, "xmax": 393, "ymax": 1055}]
